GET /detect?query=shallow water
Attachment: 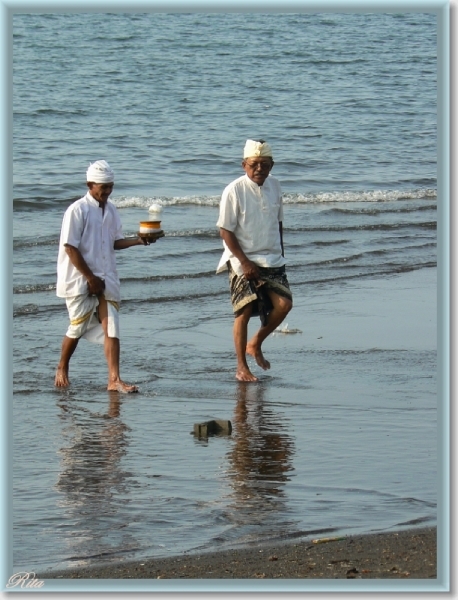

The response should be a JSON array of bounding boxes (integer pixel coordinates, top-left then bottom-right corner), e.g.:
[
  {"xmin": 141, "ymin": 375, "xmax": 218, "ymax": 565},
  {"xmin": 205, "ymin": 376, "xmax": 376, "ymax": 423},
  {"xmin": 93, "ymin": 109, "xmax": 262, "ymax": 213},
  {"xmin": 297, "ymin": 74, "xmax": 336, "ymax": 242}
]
[
  {"xmin": 13, "ymin": 265, "xmax": 437, "ymax": 572},
  {"xmin": 12, "ymin": 12, "xmax": 437, "ymax": 572}
]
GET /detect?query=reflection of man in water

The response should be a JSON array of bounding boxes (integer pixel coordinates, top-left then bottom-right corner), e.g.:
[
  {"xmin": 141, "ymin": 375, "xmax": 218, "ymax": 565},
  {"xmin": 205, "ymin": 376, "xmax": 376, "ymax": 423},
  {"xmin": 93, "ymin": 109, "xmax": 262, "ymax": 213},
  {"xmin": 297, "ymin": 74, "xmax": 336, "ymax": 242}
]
[
  {"xmin": 55, "ymin": 393, "xmax": 133, "ymax": 566},
  {"xmin": 227, "ymin": 383, "xmax": 294, "ymax": 518},
  {"xmin": 216, "ymin": 140, "xmax": 293, "ymax": 381}
]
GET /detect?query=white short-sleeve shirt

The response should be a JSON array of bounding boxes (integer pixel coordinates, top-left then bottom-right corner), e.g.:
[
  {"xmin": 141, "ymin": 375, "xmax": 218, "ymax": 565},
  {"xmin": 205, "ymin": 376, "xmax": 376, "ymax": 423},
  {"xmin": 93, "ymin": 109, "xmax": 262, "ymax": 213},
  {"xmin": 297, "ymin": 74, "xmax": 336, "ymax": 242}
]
[
  {"xmin": 56, "ymin": 193, "xmax": 124, "ymax": 300},
  {"xmin": 216, "ymin": 174, "xmax": 286, "ymax": 275}
]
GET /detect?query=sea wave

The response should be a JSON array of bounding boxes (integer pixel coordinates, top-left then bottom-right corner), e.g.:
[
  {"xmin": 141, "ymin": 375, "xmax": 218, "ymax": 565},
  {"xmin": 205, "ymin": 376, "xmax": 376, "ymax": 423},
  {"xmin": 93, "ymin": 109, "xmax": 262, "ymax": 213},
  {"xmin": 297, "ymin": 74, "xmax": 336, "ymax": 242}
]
[
  {"xmin": 113, "ymin": 195, "xmax": 221, "ymax": 210},
  {"xmin": 13, "ymin": 259, "xmax": 436, "ymax": 300},
  {"xmin": 12, "ymin": 230, "xmax": 222, "ymax": 249},
  {"xmin": 13, "ymin": 187, "xmax": 437, "ymax": 212},
  {"xmin": 282, "ymin": 189, "xmax": 437, "ymax": 204},
  {"xmin": 111, "ymin": 188, "xmax": 437, "ymax": 210},
  {"xmin": 291, "ymin": 221, "xmax": 437, "ymax": 232},
  {"xmin": 13, "ymin": 218, "xmax": 437, "ymax": 251},
  {"xmin": 13, "ymin": 283, "xmax": 56, "ymax": 294},
  {"xmin": 13, "ymin": 236, "xmax": 59, "ymax": 249}
]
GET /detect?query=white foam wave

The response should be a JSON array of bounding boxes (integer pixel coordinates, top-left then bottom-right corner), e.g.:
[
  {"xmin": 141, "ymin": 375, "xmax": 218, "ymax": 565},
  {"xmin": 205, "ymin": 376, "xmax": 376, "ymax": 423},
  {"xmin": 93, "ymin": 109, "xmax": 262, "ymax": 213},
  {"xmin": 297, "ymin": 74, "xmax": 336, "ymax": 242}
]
[
  {"xmin": 112, "ymin": 195, "xmax": 221, "ymax": 209},
  {"xmin": 112, "ymin": 188, "xmax": 436, "ymax": 210},
  {"xmin": 283, "ymin": 188, "xmax": 437, "ymax": 204}
]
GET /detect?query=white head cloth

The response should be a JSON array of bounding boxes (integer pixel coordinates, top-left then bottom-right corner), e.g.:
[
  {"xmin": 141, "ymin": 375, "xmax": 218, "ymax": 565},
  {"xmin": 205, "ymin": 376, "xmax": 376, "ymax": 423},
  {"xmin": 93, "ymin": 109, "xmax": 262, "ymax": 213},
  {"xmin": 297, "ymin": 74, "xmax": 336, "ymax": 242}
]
[
  {"xmin": 243, "ymin": 139, "xmax": 273, "ymax": 159},
  {"xmin": 86, "ymin": 160, "xmax": 115, "ymax": 183}
]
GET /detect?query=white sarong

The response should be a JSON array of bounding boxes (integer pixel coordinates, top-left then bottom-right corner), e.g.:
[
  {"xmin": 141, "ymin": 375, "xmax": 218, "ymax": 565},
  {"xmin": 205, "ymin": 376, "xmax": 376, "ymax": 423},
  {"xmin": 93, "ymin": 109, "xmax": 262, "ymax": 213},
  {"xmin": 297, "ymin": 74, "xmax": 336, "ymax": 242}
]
[{"xmin": 65, "ymin": 294, "xmax": 120, "ymax": 344}]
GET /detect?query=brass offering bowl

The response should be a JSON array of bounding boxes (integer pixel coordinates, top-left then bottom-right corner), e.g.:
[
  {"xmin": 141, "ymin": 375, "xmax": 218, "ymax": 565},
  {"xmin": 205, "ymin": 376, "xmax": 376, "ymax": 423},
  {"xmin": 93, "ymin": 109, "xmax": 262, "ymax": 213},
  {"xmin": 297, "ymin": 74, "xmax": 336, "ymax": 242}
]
[
  {"xmin": 138, "ymin": 220, "xmax": 164, "ymax": 241},
  {"xmin": 139, "ymin": 220, "xmax": 162, "ymax": 233}
]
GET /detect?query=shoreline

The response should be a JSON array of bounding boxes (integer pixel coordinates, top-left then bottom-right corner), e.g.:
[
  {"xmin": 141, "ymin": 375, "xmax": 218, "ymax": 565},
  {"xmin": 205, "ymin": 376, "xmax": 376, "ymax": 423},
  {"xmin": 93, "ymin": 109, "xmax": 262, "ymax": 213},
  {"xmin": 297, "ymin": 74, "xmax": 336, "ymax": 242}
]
[{"xmin": 38, "ymin": 526, "xmax": 436, "ymax": 580}]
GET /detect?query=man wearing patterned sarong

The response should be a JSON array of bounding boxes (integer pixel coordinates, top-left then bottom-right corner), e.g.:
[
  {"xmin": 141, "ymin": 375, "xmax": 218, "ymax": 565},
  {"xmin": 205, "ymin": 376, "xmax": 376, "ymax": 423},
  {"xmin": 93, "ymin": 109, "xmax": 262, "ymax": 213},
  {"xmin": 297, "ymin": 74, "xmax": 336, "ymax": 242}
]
[
  {"xmin": 55, "ymin": 160, "xmax": 152, "ymax": 392},
  {"xmin": 216, "ymin": 140, "xmax": 293, "ymax": 381}
]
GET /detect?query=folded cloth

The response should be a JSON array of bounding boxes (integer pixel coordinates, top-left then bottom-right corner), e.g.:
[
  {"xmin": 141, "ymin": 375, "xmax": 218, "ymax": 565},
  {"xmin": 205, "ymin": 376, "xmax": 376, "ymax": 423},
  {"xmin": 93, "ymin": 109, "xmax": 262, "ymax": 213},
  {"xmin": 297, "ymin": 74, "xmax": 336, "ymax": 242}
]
[
  {"xmin": 65, "ymin": 294, "xmax": 120, "ymax": 344},
  {"xmin": 86, "ymin": 160, "xmax": 115, "ymax": 183},
  {"xmin": 227, "ymin": 262, "xmax": 292, "ymax": 324},
  {"xmin": 249, "ymin": 280, "xmax": 272, "ymax": 327},
  {"xmin": 243, "ymin": 139, "xmax": 273, "ymax": 159}
]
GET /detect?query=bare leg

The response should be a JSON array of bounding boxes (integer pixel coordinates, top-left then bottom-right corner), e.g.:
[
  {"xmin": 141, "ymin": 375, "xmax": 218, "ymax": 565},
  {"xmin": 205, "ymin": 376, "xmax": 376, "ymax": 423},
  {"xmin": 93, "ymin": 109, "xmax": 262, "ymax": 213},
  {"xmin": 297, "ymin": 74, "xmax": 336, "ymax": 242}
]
[
  {"xmin": 233, "ymin": 303, "xmax": 258, "ymax": 382},
  {"xmin": 55, "ymin": 335, "xmax": 79, "ymax": 387},
  {"xmin": 246, "ymin": 291, "xmax": 292, "ymax": 370},
  {"xmin": 98, "ymin": 297, "xmax": 138, "ymax": 393}
]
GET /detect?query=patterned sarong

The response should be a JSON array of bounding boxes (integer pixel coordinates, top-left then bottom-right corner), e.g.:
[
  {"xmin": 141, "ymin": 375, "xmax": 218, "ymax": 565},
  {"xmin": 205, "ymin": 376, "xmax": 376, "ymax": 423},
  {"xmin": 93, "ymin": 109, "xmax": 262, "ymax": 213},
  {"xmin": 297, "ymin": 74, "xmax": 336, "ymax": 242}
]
[{"xmin": 227, "ymin": 262, "xmax": 292, "ymax": 323}]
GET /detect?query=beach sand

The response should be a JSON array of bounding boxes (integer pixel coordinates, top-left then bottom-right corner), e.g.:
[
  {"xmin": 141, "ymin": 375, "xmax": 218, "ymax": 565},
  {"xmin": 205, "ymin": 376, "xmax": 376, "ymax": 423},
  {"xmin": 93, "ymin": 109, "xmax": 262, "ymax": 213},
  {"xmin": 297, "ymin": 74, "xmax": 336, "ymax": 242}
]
[{"xmin": 39, "ymin": 527, "xmax": 436, "ymax": 580}]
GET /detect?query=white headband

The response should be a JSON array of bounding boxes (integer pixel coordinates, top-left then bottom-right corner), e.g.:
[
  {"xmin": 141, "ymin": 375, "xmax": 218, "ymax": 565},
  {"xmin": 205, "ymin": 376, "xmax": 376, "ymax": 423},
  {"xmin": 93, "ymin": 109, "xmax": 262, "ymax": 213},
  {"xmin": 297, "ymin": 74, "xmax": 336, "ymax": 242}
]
[
  {"xmin": 243, "ymin": 139, "xmax": 273, "ymax": 159},
  {"xmin": 86, "ymin": 160, "xmax": 115, "ymax": 183}
]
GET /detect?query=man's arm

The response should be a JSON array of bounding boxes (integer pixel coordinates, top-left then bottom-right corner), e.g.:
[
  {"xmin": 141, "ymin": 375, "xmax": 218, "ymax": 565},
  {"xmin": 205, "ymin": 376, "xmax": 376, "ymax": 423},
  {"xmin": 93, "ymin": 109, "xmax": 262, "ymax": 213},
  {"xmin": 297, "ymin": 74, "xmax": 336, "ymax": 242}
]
[
  {"xmin": 219, "ymin": 228, "xmax": 260, "ymax": 280},
  {"xmin": 114, "ymin": 237, "xmax": 150, "ymax": 250},
  {"xmin": 279, "ymin": 221, "xmax": 284, "ymax": 258},
  {"xmin": 64, "ymin": 244, "xmax": 105, "ymax": 296}
]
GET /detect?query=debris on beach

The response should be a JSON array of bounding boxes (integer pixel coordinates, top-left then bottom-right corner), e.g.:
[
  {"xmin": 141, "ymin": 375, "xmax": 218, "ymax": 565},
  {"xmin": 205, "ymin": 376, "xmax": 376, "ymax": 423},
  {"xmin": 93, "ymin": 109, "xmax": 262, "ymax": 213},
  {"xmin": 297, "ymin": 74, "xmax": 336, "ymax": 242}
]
[
  {"xmin": 193, "ymin": 419, "xmax": 232, "ymax": 438},
  {"xmin": 312, "ymin": 536, "xmax": 347, "ymax": 544},
  {"xmin": 346, "ymin": 567, "xmax": 359, "ymax": 578},
  {"xmin": 274, "ymin": 323, "xmax": 302, "ymax": 334}
]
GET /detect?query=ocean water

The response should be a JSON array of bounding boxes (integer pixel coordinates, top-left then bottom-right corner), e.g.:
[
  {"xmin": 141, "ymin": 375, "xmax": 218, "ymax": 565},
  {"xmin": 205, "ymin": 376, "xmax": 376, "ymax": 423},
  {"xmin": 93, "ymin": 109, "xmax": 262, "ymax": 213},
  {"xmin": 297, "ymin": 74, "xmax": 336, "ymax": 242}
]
[{"xmin": 12, "ymin": 12, "xmax": 438, "ymax": 573}]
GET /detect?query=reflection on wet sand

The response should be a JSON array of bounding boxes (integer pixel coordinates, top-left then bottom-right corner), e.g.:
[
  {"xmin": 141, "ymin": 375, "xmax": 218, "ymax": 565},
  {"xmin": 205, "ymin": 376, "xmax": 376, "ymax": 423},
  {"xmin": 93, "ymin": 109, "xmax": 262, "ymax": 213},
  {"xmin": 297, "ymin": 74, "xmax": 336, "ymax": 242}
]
[
  {"xmin": 225, "ymin": 382, "xmax": 295, "ymax": 531},
  {"xmin": 54, "ymin": 392, "xmax": 137, "ymax": 568}
]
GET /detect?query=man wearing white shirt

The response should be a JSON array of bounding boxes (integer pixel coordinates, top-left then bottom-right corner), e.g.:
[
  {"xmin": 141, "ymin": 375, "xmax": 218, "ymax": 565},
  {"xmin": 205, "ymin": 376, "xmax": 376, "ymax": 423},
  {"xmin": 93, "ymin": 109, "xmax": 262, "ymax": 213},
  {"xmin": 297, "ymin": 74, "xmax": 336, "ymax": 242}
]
[
  {"xmin": 216, "ymin": 140, "xmax": 293, "ymax": 382},
  {"xmin": 55, "ymin": 160, "xmax": 151, "ymax": 393}
]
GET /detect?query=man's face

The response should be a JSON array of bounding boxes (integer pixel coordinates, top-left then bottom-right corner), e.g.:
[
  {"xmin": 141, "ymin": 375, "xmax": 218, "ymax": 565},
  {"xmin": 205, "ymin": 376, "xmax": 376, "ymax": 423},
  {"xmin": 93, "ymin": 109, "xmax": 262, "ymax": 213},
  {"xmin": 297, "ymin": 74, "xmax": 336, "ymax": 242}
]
[
  {"xmin": 87, "ymin": 181, "xmax": 114, "ymax": 204},
  {"xmin": 242, "ymin": 157, "xmax": 274, "ymax": 186}
]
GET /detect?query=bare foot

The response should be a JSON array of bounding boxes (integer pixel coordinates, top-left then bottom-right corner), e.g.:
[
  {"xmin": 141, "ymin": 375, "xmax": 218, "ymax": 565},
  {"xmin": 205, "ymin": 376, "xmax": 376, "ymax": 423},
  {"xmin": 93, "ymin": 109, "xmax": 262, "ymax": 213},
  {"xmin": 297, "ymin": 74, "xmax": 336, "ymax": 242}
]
[
  {"xmin": 236, "ymin": 366, "xmax": 258, "ymax": 382},
  {"xmin": 246, "ymin": 343, "xmax": 271, "ymax": 370},
  {"xmin": 107, "ymin": 380, "xmax": 139, "ymax": 393},
  {"xmin": 55, "ymin": 367, "xmax": 70, "ymax": 387}
]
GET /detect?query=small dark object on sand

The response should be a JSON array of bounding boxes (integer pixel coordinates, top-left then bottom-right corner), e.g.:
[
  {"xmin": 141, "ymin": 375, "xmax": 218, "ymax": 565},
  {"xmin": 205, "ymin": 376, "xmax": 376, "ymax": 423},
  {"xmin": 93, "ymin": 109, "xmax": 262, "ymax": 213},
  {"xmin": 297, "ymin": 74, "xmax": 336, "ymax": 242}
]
[{"xmin": 193, "ymin": 419, "xmax": 232, "ymax": 438}]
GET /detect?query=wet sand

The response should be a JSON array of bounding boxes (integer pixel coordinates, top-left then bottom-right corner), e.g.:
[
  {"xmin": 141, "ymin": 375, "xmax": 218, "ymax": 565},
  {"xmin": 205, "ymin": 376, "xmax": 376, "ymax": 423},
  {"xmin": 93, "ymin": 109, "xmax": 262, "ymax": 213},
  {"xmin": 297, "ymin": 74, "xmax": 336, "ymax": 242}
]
[{"xmin": 40, "ymin": 527, "xmax": 436, "ymax": 580}]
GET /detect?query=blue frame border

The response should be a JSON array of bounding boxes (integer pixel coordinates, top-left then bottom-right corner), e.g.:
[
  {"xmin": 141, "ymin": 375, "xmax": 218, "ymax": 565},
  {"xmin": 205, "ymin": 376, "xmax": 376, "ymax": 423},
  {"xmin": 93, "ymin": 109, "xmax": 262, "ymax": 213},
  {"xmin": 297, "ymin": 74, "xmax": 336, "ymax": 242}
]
[{"xmin": 2, "ymin": 0, "xmax": 451, "ymax": 595}]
